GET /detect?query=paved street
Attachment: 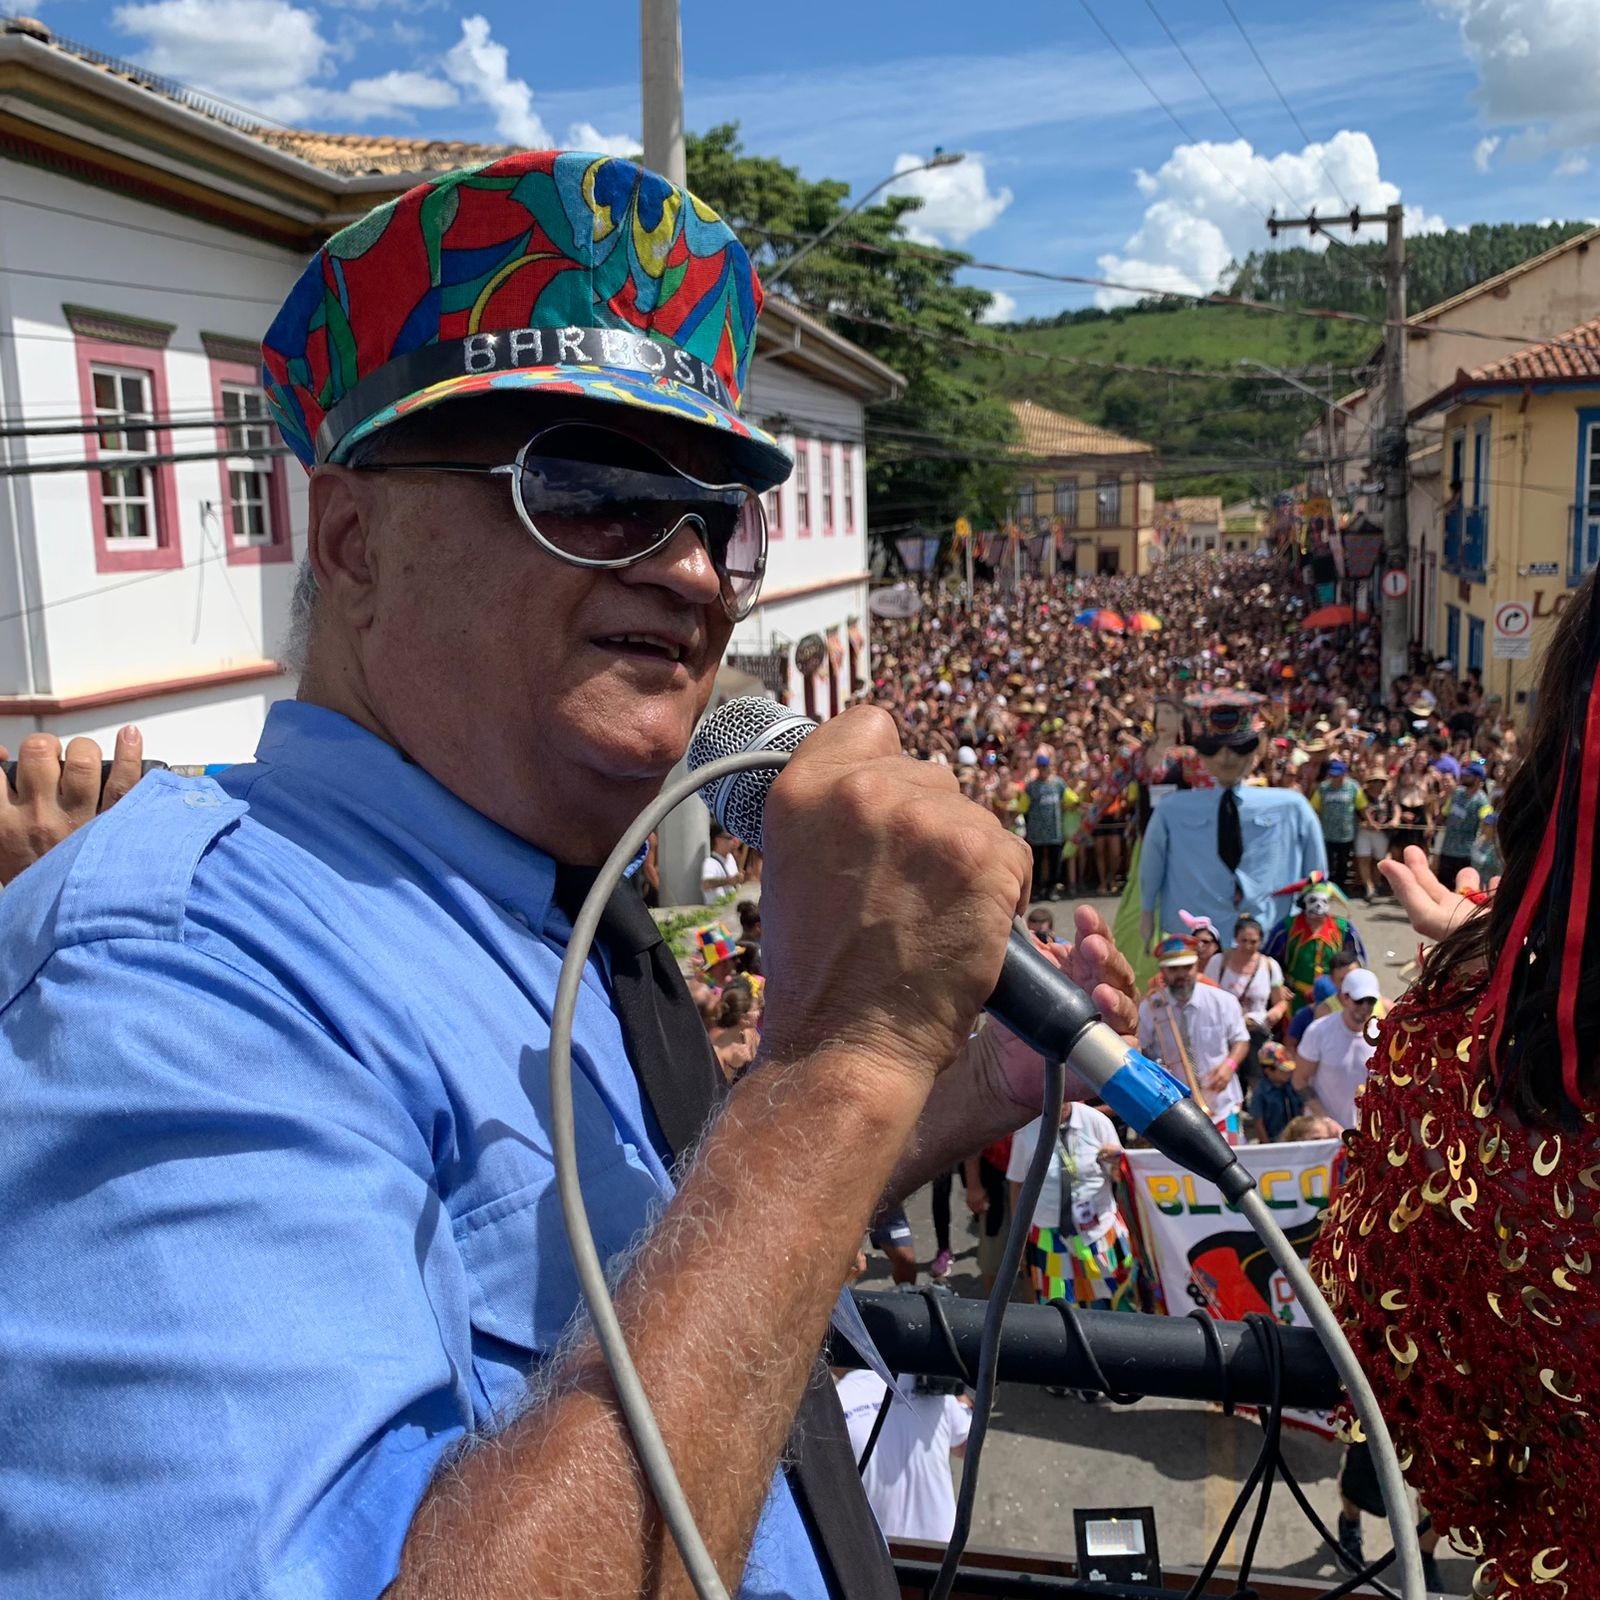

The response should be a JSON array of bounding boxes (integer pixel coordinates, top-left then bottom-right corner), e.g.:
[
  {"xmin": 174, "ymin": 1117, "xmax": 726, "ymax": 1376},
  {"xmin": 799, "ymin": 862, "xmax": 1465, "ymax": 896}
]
[{"xmin": 863, "ymin": 886, "xmax": 1476, "ymax": 1595}]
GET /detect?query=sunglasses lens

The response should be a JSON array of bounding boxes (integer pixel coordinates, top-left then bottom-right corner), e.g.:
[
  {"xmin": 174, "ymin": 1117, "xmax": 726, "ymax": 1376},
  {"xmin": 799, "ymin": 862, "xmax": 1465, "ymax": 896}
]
[{"xmin": 512, "ymin": 423, "xmax": 765, "ymax": 617}]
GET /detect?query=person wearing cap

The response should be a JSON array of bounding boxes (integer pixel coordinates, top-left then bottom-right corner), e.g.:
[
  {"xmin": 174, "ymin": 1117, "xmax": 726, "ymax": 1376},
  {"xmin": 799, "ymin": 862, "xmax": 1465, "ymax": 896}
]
[
  {"xmin": 701, "ymin": 822, "xmax": 745, "ymax": 905},
  {"xmin": 1139, "ymin": 691, "xmax": 1326, "ymax": 948},
  {"xmin": 1436, "ymin": 759, "xmax": 1492, "ymax": 888},
  {"xmin": 1292, "ymin": 968, "xmax": 1384, "ymax": 1130},
  {"xmin": 1247, "ymin": 1041, "xmax": 1304, "ymax": 1143},
  {"xmin": 1023, "ymin": 749, "xmax": 1069, "ymax": 899},
  {"xmin": 0, "ymin": 153, "xmax": 1139, "ymax": 1600},
  {"xmin": 1310, "ymin": 757, "xmax": 1365, "ymax": 893},
  {"xmin": 1137, "ymin": 936, "xmax": 1251, "ymax": 1129}
]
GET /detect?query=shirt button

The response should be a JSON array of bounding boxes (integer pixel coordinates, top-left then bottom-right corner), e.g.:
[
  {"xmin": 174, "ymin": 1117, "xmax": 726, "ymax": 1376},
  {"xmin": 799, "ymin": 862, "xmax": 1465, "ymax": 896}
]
[{"xmin": 182, "ymin": 790, "xmax": 221, "ymax": 808}]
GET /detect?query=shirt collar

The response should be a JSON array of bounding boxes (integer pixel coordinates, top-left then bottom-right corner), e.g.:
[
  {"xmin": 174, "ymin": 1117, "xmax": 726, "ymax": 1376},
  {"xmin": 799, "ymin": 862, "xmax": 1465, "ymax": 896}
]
[{"xmin": 250, "ymin": 701, "xmax": 576, "ymax": 929}]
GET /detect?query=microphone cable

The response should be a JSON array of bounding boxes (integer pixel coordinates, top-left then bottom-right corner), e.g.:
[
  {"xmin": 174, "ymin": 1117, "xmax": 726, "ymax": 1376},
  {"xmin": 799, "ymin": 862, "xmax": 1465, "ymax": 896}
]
[{"xmin": 546, "ymin": 748, "xmax": 1425, "ymax": 1600}]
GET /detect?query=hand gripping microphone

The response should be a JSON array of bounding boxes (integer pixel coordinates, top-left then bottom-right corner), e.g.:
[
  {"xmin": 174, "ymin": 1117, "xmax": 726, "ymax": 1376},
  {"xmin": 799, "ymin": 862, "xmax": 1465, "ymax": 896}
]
[{"xmin": 688, "ymin": 697, "xmax": 1250, "ymax": 1194}]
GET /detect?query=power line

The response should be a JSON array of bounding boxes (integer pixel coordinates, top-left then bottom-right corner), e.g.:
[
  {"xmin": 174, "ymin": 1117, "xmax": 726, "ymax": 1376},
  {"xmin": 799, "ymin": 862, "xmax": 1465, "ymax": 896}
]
[
  {"xmin": 1218, "ymin": 0, "xmax": 1356, "ymax": 212},
  {"xmin": 1076, "ymin": 0, "xmax": 1275, "ymax": 227}
]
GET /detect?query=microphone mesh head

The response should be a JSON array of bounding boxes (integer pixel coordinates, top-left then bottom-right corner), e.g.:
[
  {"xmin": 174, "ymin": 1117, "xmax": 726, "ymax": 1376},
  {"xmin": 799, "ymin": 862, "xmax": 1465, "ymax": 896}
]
[{"xmin": 687, "ymin": 695, "xmax": 816, "ymax": 851}]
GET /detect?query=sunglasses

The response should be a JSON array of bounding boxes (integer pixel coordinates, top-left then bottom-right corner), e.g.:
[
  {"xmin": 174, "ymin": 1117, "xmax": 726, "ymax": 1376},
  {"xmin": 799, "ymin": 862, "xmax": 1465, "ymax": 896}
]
[
  {"xmin": 1192, "ymin": 734, "xmax": 1261, "ymax": 757},
  {"xmin": 351, "ymin": 421, "xmax": 768, "ymax": 621}
]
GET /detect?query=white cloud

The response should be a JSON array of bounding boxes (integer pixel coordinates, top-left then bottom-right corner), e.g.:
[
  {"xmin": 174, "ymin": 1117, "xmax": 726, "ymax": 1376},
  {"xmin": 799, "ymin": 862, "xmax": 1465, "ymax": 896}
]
[
  {"xmin": 886, "ymin": 153, "xmax": 1012, "ymax": 247},
  {"xmin": 1095, "ymin": 132, "xmax": 1442, "ymax": 308},
  {"xmin": 1556, "ymin": 152, "xmax": 1590, "ymax": 177},
  {"xmin": 442, "ymin": 14, "xmax": 550, "ymax": 145},
  {"xmin": 566, "ymin": 120, "xmax": 640, "ymax": 158},
  {"xmin": 114, "ymin": 0, "xmax": 329, "ymax": 95},
  {"xmin": 1436, "ymin": 0, "xmax": 1600, "ymax": 163},
  {"xmin": 979, "ymin": 290, "xmax": 1018, "ymax": 324},
  {"xmin": 1473, "ymin": 134, "xmax": 1500, "ymax": 172}
]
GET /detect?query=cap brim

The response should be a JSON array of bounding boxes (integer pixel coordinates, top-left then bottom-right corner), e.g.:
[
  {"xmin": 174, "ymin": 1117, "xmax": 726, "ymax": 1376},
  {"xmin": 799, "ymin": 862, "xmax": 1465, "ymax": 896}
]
[{"xmin": 331, "ymin": 365, "xmax": 794, "ymax": 492}]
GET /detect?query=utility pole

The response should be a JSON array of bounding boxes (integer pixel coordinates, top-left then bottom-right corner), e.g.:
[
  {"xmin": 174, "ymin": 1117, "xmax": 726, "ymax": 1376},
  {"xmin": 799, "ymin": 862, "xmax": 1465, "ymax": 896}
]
[
  {"xmin": 1267, "ymin": 204, "xmax": 1408, "ymax": 691},
  {"xmin": 640, "ymin": 0, "xmax": 685, "ymax": 185}
]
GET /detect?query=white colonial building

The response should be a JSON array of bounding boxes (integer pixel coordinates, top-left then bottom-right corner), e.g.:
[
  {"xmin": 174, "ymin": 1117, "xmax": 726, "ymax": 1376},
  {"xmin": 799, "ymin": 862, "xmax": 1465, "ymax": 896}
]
[{"xmin": 0, "ymin": 17, "xmax": 900, "ymax": 793}]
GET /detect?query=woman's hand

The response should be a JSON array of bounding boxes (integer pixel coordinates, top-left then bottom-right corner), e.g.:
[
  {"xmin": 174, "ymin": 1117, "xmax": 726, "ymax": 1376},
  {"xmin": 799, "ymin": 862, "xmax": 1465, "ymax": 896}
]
[{"xmin": 1377, "ymin": 845, "xmax": 1491, "ymax": 944}]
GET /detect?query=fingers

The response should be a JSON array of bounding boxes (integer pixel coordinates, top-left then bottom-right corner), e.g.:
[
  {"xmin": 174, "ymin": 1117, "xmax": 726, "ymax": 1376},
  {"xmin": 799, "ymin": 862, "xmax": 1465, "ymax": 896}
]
[
  {"xmin": 12, "ymin": 732, "xmax": 62, "ymax": 808},
  {"xmin": 1453, "ymin": 864, "xmax": 1482, "ymax": 896},
  {"xmin": 794, "ymin": 702, "xmax": 905, "ymax": 771},
  {"xmin": 1400, "ymin": 845, "xmax": 1448, "ymax": 903},
  {"xmin": 58, "ymin": 736, "xmax": 103, "ymax": 821},
  {"xmin": 100, "ymin": 724, "xmax": 144, "ymax": 812}
]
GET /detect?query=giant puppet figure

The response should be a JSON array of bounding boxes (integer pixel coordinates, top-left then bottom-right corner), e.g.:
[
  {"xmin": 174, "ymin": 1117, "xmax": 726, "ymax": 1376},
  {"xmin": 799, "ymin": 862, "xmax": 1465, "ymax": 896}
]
[
  {"xmin": 1264, "ymin": 872, "xmax": 1366, "ymax": 1014},
  {"xmin": 1139, "ymin": 691, "xmax": 1326, "ymax": 949}
]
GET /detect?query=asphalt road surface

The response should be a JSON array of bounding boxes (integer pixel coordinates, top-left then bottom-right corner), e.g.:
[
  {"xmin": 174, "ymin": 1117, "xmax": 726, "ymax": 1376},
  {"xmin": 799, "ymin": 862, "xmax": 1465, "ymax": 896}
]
[{"xmin": 863, "ymin": 886, "xmax": 1475, "ymax": 1597}]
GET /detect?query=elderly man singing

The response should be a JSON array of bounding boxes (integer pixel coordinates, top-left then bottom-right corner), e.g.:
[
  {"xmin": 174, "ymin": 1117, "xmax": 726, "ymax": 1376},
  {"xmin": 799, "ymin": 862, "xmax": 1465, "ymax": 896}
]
[{"xmin": 0, "ymin": 152, "xmax": 1136, "ymax": 1599}]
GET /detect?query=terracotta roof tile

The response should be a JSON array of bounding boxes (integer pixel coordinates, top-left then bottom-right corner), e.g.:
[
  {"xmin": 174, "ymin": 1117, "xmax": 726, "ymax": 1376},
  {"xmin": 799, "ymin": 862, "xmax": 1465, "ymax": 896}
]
[
  {"xmin": 1007, "ymin": 398, "xmax": 1152, "ymax": 460},
  {"xmin": 1461, "ymin": 313, "xmax": 1600, "ymax": 386},
  {"xmin": 253, "ymin": 129, "xmax": 517, "ymax": 176}
]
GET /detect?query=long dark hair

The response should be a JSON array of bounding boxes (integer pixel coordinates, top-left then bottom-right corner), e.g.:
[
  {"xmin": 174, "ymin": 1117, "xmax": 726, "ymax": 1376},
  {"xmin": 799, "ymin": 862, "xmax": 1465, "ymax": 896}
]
[{"xmin": 1417, "ymin": 567, "xmax": 1600, "ymax": 1122}]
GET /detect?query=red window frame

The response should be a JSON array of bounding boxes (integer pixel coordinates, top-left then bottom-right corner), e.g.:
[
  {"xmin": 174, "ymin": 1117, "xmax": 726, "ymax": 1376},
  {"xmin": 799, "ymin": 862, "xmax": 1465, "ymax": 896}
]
[
  {"xmin": 795, "ymin": 440, "xmax": 812, "ymax": 537},
  {"xmin": 842, "ymin": 445, "xmax": 855, "ymax": 534},
  {"xmin": 765, "ymin": 487, "xmax": 783, "ymax": 540},
  {"xmin": 74, "ymin": 335, "xmax": 182, "ymax": 574},
  {"xmin": 209, "ymin": 357, "xmax": 293, "ymax": 565},
  {"xmin": 821, "ymin": 446, "xmax": 835, "ymax": 535}
]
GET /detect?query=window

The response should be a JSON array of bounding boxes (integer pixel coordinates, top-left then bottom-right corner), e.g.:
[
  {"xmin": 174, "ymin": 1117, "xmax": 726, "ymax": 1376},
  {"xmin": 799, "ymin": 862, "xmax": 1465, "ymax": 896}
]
[
  {"xmin": 1054, "ymin": 479, "xmax": 1078, "ymax": 524},
  {"xmin": 92, "ymin": 366, "xmax": 157, "ymax": 546},
  {"xmin": 795, "ymin": 442, "xmax": 811, "ymax": 534},
  {"xmin": 73, "ymin": 327, "xmax": 181, "ymax": 574},
  {"xmin": 842, "ymin": 446, "xmax": 855, "ymax": 532},
  {"xmin": 765, "ymin": 487, "xmax": 783, "ymax": 539},
  {"xmin": 1573, "ymin": 409, "xmax": 1600, "ymax": 583},
  {"xmin": 1016, "ymin": 483, "xmax": 1035, "ymax": 521},
  {"xmin": 1446, "ymin": 604, "xmax": 1461, "ymax": 665},
  {"xmin": 821, "ymin": 446, "xmax": 835, "ymax": 533},
  {"xmin": 1096, "ymin": 476, "xmax": 1122, "ymax": 528},
  {"xmin": 221, "ymin": 384, "xmax": 274, "ymax": 544},
  {"xmin": 1468, "ymin": 614, "xmax": 1485, "ymax": 675},
  {"xmin": 207, "ymin": 341, "xmax": 291, "ymax": 564}
]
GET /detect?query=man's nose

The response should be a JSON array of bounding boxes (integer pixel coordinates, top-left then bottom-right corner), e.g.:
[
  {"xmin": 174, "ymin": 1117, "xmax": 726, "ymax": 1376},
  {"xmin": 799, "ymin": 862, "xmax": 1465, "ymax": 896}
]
[{"xmin": 619, "ymin": 519, "xmax": 722, "ymax": 606}]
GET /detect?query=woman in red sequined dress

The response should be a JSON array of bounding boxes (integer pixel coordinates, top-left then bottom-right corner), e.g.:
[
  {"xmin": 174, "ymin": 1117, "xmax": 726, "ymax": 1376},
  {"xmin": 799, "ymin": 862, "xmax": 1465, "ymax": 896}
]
[{"xmin": 1311, "ymin": 572, "xmax": 1600, "ymax": 1600}]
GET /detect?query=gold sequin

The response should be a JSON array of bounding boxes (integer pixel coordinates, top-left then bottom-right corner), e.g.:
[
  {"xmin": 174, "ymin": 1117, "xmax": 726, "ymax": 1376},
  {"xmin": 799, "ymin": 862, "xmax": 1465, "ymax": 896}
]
[
  {"xmin": 1487, "ymin": 1289, "xmax": 1519, "ymax": 1325},
  {"xmin": 1422, "ymin": 1168, "xmax": 1453, "ymax": 1205},
  {"xmin": 1457, "ymin": 1036, "xmax": 1474, "ymax": 1063},
  {"xmin": 1552, "ymin": 1264, "xmax": 1583, "ymax": 1292},
  {"xmin": 1385, "ymin": 1327, "xmax": 1419, "ymax": 1363},
  {"xmin": 1451, "ymin": 1177, "xmax": 1479, "ymax": 1227},
  {"xmin": 1539, "ymin": 1367, "xmax": 1583, "ymax": 1403},
  {"xmin": 1521, "ymin": 1284, "xmax": 1561, "ymax": 1325},
  {"xmin": 1498, "ymin": 1235, "xmax": 1529, "ymax": 1272},
  {"xmin": 1386, "ymin": 1132, "xmax": 1412, "ymax": 1167},
  {"xmin": 1418, "ymin": 1110, "xmax": 1441, "ymax": 1148},
  {"xmin": 1380, "ymin": 1288, "xmax": 1408, "ymax": 1311},
  {"xmin": 1478, "ymin": 1128, "xmax": 1503, "ymax": 1168},
  {"xmin": 1532, "ymin": 1549, "xmax": 1570, "ymax": 1581},
  {"xmin": 1446, "ymin": 1139, "xmax": 1468, "ymax": 1180},
  {"xmin": 1534, "ymin": 1135, "xmax": 1563, "ymax": 1177},
  {"xmin": 1578, "ymin": 1160, "xmax": 1600, "ymax": 1192},
  {"xmin": 1469, "ymin": 1077, "xmax": 1495, "ymax": 1118},
  {"xmin": 1452, "ymin": 1526, "xmax": 1485, "ymax": 1558},
  {"xmin": 1563, "ymin": 1248, "xmax": 1592, "ymax": 1274},
  {"xmin": 1553, "ymin": 1182, "xmax": 1576, "ymax": 1220},
  {"xmin": 1358, "ymin": 1208, "xmax": 1378, "ymax": 1237}
]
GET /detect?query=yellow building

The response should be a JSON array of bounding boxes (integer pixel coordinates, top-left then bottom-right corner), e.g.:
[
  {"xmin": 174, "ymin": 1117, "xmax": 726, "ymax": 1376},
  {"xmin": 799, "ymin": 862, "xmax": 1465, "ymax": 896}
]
[
  {"xmin": 1006, "ymin": 399, "xmax": 1157, "ymax": 575},
  {"xmin": 1413, "ymin": 314, "xmax": 1600, "ymax": 715}
]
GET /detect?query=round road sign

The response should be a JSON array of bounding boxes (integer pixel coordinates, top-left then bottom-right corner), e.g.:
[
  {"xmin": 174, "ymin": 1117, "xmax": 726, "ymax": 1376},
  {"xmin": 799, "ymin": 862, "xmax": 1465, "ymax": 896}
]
[
  {"xmin": 1494, "ymin": 601, "xmax": 1532, "ymax": 638},
  {"xmin": 1380, "ymin": 568, "xmax": 1410, "ymax": 599}
]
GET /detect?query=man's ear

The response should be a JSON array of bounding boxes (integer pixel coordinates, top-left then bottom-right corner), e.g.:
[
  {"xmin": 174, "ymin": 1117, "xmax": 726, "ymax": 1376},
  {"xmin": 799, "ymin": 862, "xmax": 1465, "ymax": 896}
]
[{"xmin": 307, "ymin": 467, "xmax": 382, "ymax": 634}]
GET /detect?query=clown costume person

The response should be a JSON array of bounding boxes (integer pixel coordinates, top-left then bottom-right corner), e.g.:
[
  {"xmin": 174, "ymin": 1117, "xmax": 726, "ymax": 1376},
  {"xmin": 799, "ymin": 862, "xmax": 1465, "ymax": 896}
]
[{"xmin": 1265, "ymin": 874, "xmax": 1366, "ymax": 1015}]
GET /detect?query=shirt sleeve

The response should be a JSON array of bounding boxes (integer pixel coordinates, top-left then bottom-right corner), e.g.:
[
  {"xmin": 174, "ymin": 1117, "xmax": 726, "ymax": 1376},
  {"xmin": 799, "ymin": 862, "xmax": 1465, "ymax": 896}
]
[
  {"xmin": 1299, "ymin": 1015, "xmax": 1325, "ymax": 1065},
  {"xmin": 1223, "ymin": 993, "xmax": 1250, "ymax": 1047},
  {"xmin": 1005, "ymin": 1117, "xmax": 1040, "ymax": 1183},
  {"xmin": 0, "ymin": 938, "xmax": 471, "ymax": 1600},
  {"xmin": 945, "ymin": 1396, "xmax": 974, "ymax": 1451}
]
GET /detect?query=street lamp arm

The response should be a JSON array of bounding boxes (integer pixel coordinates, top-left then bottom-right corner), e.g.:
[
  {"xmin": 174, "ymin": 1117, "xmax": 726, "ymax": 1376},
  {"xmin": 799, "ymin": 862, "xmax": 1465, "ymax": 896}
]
[{"xmin": 764, "ymin": 152, "xmax": 964, "ymax": 287}]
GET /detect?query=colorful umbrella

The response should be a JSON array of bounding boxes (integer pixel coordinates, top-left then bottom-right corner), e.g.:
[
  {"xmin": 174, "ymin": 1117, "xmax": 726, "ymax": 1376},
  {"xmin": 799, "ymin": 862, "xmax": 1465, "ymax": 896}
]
[
  {"xmin": 1301, "ymin": 603, "xmax": 1355, "ymax": 630},
  {"xmin": 1126, "ymin": 611, "xmax": 1164, "ymax": 632},
  {"xmin": 1073, "ymin": 608, "xmax": 1125, "ymax": 632}
]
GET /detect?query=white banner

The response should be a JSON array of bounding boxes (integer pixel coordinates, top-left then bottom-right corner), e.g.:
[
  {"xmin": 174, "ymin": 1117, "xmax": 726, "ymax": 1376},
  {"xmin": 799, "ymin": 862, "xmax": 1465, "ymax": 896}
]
[{"xmin": 1125, "ymin": 1140, "xmax": 1346, "ymax": 1432}]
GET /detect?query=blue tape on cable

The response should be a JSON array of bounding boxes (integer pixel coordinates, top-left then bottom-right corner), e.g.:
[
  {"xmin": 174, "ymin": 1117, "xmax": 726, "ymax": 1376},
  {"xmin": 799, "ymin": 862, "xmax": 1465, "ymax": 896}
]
[{"xmin": 1102, "ymin": 1052, "xmax": 1186, "ymax": 1132}]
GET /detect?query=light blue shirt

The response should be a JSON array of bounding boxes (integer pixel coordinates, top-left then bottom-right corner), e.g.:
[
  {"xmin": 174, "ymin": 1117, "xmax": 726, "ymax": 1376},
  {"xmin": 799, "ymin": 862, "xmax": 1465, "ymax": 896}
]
[
  {"xmin": 0, "ymin": 701, "xmax": 827, "ymax": 1600},
  {"xmin": 1140, "ymin": 784, "xmax": 1327, "ymax": 943}
]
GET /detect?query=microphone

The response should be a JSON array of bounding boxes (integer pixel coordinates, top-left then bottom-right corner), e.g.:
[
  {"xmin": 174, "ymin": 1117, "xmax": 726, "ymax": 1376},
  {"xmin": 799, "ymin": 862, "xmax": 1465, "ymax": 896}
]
[{"xmin": 688, "ymin": 699, "xmax": 1249, "ymax": 1193}]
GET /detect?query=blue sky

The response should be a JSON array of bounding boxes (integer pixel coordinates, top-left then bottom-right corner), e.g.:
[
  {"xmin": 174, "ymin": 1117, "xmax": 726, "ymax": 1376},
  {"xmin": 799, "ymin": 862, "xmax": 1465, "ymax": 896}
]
[{"xmin": 29, "ymin": 0, "xmax": 1600, "ymax": 317}]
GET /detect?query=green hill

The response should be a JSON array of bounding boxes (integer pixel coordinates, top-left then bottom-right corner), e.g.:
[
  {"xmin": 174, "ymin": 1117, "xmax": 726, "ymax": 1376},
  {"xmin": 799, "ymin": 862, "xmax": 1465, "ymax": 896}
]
[{"xmin": 966, "ymin": 220, "xmax": 1593, "ymax": 505}]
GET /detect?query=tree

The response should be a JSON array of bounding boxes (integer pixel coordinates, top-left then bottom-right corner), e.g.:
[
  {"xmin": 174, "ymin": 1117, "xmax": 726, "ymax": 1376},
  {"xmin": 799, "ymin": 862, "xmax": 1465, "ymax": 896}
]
[{"xmin": 685, "ymin": 125, "xmax": 1018, "ymax": 560}]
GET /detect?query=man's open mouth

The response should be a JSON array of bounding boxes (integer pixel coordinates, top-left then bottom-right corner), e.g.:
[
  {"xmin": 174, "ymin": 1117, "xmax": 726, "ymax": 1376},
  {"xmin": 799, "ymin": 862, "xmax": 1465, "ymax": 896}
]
[{"xmin": 596, "ymin": 633, "xmax": 687, "ymax": 663}]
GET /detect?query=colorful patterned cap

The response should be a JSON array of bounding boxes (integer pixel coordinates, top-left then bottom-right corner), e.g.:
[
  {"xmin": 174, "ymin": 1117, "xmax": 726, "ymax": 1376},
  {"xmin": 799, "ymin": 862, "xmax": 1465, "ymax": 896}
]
[
  {"xmin": 1184, "ymin": 689, "xmax": 1265, "ymax": 743},
  {"xmin": 1154, "ymin": 934, "xmax": 1199, "ymax": 967},
  {"xmin": 262, "ymin": 150, "xmax": 790, "ymax": 488},
  {"xmin": 697, "ymin": 928, "xmax": 739, "ymax": 964}
]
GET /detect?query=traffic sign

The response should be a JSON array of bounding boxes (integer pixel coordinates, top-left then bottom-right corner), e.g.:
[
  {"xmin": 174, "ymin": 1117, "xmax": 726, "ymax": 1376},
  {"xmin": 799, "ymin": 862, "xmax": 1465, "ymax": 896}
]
[
  {"xmin": 1493, "ymin": 600, "xmax": 1533, "ymax": 660},
  {"xmin": 1380, "ymin": 568, "xmax": 1409, "ymax": 599},
  {"xmin": 954, "ymin": 516, "xmax": 972, "ymax": 541}
]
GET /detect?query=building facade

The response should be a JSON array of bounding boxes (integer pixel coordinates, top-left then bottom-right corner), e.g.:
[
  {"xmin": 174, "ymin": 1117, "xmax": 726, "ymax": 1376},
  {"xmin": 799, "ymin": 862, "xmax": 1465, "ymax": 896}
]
[
  {"xmin": 1413, "ymin": 314, "xmax": 1600, "ymax": 715},
  {"xmin": 1005, "ymin": 399, "xmax": 1157, "ymax": 576}
]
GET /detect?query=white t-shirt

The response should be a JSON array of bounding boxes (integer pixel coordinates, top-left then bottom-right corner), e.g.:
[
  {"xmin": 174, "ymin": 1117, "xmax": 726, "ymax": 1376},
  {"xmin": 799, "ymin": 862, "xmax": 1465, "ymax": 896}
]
[
  {"xmin": 700, "ymin": 851, "xmax": 738, "ymax": 905},
  {"xmin": 1297, "ymin": 1010, "xmax": 1378, "ymax": 1129},
  {"xmin": 835, "ymin": 1370, "xmax": 972, "ymax": 1542},
  {"xmin": 1137, "ymin": 982, "xmax": 1249, "ymax": 1119},
  {"xmin": 1204, "ymin": 952, "xmax": 1284, "ymax": 1027},
  {"xmin": 1005, "ymin": 1102, "xmax": 1122, "ymax": 1240}
]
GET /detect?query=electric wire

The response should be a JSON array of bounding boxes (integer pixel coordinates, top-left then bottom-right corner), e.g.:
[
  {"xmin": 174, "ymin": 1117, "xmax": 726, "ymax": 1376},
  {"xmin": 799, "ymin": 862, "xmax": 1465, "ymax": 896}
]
[{"xmin": 1219, "ymin": 0, "xmax": 1356, "ymax": 212}]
